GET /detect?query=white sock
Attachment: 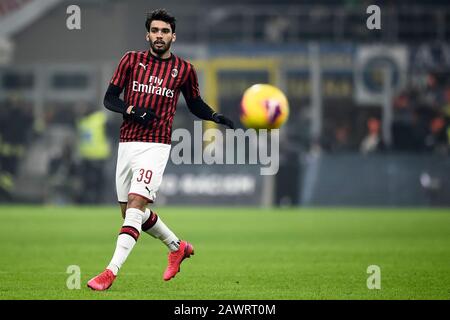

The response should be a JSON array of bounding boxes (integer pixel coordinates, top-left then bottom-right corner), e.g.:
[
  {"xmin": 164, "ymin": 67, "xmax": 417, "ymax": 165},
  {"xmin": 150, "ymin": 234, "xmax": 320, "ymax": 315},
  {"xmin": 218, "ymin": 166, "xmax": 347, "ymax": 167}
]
[
  {"xmin": 142, "ymin": 207, "xmax": 150, "ymax": 222},
  {"xmin": 142, "ymin": 208, "xmax": 180, "ymax": 252},
  {"xmin": 107, "ymin": 208, "xmax": 143, "ymax": 275}
]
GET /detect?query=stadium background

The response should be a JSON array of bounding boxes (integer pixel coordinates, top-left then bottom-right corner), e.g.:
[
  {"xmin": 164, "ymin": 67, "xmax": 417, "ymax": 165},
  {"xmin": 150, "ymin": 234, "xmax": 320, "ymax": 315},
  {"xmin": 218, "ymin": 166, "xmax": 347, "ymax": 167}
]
[{"xmin": 0, "ymin": 0, "xmax": 449, "ymax": 300}]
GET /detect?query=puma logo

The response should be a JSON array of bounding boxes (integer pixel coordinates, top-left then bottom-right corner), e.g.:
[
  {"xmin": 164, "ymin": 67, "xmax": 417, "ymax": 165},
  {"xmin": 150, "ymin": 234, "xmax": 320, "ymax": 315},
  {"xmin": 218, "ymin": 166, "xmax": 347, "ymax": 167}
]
[
  {"xmin": 170, "ymin": 240, "xmax": 180, "ymax": 250},
  {"xmin": 139, "ymin": 63, "xmax": 148, "ymax": 70}
]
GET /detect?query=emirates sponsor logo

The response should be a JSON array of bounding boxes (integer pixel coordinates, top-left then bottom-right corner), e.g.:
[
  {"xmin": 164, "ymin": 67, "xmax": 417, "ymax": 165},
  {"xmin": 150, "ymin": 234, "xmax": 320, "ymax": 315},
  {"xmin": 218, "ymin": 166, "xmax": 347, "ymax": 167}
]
[{"xmin": 132, "ymin": 75, "xmax": 174, "ymax": 98}]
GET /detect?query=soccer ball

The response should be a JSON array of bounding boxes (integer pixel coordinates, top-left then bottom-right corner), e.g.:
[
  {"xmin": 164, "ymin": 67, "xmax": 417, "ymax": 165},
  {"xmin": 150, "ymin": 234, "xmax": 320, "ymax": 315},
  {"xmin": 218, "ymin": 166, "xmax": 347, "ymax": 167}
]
[{"xmin": 240, "ymin": 84, "xmax": 289, "ymax": 129}]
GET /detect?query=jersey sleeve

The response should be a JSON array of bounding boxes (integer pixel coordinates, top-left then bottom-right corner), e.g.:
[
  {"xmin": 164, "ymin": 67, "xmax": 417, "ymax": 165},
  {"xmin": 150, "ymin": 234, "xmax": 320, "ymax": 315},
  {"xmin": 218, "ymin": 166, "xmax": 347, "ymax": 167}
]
[
  {"xmin": 110, "ymin": 51, "xmax": 132, "ymax": 89},
  {"xmin": 181, "ymin": 64, "xmax": 201, "ymax": 101}
]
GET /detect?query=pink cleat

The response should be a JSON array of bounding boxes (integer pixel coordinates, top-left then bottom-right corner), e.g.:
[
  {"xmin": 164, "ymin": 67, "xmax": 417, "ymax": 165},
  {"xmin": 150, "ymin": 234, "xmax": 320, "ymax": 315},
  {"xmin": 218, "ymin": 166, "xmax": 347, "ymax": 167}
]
[
  {"xmin": 87, "ymin": 269, "xmax": 116, "ymax": 291},
  {"xmin": 163, "ymin": 240, "xmax": 194, "ymax": 281}
]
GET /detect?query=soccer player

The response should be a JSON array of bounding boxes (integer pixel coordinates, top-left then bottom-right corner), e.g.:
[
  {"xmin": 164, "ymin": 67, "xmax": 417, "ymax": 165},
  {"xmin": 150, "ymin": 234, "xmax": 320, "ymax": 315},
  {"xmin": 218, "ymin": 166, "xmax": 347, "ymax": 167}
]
[{"xmin": 87, "ymin": 9, "xmax": 234, "ymax": 291}]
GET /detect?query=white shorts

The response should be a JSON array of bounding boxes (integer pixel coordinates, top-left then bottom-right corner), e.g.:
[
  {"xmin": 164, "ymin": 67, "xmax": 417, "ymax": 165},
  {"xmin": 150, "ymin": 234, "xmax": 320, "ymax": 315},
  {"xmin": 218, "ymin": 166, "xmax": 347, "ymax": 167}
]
[{"xmin": 115, "ymin": 142, "xmax": 171, "ymax": 203}]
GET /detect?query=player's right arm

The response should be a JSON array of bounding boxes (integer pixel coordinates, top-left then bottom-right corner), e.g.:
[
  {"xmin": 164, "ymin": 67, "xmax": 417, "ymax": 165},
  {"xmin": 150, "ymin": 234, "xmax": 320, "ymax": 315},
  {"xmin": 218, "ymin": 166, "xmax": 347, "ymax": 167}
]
[
  {"xmin": 104, "ymin": 51, "xmax": 132, "ymax": 115},
  {"xmin": 103, "ymin": 52, "xmax": 158, "ymax": 124},
  {"xmin": 104, "ymin": 83, "xmax": 130, "ymax": 114}
]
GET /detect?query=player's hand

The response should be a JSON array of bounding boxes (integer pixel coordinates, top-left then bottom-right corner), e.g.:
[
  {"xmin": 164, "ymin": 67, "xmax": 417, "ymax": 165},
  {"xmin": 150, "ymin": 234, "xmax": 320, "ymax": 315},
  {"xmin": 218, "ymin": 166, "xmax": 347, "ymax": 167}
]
[
  {"xmin": 212, "ymin": 113, "xmax": 235, "ymax": 129},
  {"xmin": 129, "ymin": 106, "xmax": 160, "ymax": 125}
]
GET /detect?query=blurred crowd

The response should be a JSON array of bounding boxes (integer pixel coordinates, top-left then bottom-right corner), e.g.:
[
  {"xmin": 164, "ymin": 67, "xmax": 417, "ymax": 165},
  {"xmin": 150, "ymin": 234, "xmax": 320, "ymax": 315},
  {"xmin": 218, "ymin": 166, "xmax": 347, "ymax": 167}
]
[
  {"xmin": 315, "ymin": 71, "xmax": 450, "ymax": 156},
  {"xmin": 391, "ymin": 71, "xmax": 450, "ymax": 154},
  {"xmin": 0, "ymin": 98, "xmax": 118, "ymax": 203},
  {"xmin": 0, "ymin": 97, "xmax": 33, "ymax": 201}
]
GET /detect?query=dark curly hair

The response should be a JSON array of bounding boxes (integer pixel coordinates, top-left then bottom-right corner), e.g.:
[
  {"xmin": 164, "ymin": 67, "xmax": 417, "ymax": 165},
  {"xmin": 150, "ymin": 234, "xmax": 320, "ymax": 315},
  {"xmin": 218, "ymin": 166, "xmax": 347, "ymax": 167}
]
[{"xmin": 145, "ymin": 9, "xmax": 176, "ymax": 33}]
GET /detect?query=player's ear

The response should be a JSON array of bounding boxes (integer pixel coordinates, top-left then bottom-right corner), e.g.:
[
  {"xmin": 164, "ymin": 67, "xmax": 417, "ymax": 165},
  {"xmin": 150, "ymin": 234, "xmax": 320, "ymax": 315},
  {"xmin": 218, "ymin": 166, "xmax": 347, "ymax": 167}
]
[
  {"xmin": 172, "ymin": 33, "xmax": 176, "ymax": 43},
  {"xmin": 146, "ymin": 33, "xmax": 150, "ymax": 42}
]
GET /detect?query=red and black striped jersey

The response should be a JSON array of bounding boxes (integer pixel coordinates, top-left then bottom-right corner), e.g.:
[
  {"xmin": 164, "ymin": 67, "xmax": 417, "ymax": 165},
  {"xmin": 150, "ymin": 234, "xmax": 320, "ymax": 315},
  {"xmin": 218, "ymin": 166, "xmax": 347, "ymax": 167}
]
[{"xmin": 110, "ymin": 50, "xmax": 200, "ymax": 144}]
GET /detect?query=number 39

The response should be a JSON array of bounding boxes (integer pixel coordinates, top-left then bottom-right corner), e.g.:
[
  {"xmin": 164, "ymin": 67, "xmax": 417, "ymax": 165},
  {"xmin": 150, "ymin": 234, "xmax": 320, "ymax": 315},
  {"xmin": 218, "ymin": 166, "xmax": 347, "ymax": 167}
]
[{"xmin": 137, "ymin": 169, "xmax": 153, "ymax": 184}]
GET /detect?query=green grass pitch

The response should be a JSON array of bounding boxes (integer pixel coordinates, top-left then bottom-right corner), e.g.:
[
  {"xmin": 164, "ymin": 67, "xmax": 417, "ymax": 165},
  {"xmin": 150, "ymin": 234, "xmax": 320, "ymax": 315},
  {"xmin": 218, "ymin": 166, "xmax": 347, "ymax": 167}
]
[{"xmin": 0, "ymin": 206, "xmax": 449, "ymax": 300}]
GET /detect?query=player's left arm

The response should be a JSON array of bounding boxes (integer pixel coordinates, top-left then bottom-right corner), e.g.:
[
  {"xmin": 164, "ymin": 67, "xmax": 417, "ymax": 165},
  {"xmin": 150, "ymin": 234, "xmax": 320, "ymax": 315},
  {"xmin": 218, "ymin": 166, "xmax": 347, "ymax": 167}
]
[
  {"xmin": 181, "ymin": 65, "xmax": 235, "ymax": 129},
  {"xmin": 186, "ymin": 97, "xmax": 235, "ymax": 129}
]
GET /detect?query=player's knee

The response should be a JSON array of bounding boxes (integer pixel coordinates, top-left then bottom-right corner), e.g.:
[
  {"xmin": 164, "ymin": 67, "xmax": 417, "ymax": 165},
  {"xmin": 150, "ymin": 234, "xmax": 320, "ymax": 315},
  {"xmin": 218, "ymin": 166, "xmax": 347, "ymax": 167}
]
[
  {"xmin": 124, "ymin": 207, "xmax": 144, "ymax": 225},
  {"xmin": 127, "ymin": 194, "xmax": 148, "ymax": 212}
]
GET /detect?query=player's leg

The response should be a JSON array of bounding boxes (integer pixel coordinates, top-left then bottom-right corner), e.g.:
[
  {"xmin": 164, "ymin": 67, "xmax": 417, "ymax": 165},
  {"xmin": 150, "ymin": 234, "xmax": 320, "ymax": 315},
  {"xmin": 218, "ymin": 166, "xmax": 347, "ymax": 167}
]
[
  {"xmin": 87, "ymin": 143, "xmax": 132, "ymax": 291},
  {"xmin": 106, "ymin": 194, "xmax": 147, "ymax": 274},
  {"xmin": 88, "ymin": 200, "xmax": 148, "ymax": 291},
  {"xmin": 129, "ymin": 142, "xmax": 194, "ymax": 281},
  {"xmin": 120, "ymin": 201, "xmax": 180, "ymax": 250},
  {"xmin": 119, "ymin": 202, "xmax": 127, "ymax": 219},
  {"xmin": 104, "ymin": 144, "xmax": 146, "ymax": 275},
  {"xmin": 122, "ymin": 142, "xmax": 182, "ymax": 251},
  {"xmin": 117, "ymin": 201, "xmax": 193, "ymax": 281},
  {"xmin": 140, "ymin": 209, "xmax": 194, "ymax": 281},
  {"xmin": 142, "ymin": 209, "xmax": 181, "ymax": 251}
]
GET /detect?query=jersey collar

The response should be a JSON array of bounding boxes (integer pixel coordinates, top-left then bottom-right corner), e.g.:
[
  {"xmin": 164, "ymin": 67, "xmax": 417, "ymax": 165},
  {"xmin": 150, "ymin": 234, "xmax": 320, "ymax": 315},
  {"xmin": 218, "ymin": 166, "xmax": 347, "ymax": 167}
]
[{"xmin": 148, "ymin": 50, "xmax": 174, "ymax": 62}]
